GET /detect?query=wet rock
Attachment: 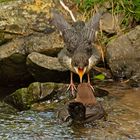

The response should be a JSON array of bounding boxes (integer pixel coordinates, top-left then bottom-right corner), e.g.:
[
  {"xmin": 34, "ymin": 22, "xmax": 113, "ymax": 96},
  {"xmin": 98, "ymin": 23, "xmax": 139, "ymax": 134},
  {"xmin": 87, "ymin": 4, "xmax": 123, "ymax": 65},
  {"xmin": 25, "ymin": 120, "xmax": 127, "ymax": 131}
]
[
  {"xmin": 65, "ymin": 101, "xmax": 106, "ymax": 125},
  {"xmin": 106, "ymin": 25, "xmax": 140, "ymax": 84},
  {"xmin": 4, "ymin": 82, "xmax": 66, "ymax": 111},
  {"xmin": 75, "ymin": 83, "xmax": 97, "ymax": 105},
  {"xmin": 0, "ymin": 101, "xmax": 17, "ymax": 114},
  {"xmin": 94, "ymin": 87, "xmax": 109, "ymax": 97}
]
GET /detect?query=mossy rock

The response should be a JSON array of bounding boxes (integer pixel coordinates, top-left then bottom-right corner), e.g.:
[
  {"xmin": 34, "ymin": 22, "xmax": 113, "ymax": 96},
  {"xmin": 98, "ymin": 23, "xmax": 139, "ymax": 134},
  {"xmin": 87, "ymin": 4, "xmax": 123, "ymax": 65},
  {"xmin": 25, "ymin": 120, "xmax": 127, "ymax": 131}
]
[{"xmin": 4, "ymin": 82, "xmax": 67, "ymax": 111}]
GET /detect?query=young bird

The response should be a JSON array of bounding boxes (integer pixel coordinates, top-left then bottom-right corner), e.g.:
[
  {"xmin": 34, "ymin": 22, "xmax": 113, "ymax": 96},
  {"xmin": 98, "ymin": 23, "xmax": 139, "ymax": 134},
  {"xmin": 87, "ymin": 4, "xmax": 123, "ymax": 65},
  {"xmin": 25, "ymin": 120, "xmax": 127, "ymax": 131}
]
[{"xmin": 52, "ymin": 10, "xmax": 102, "ymax": 95}]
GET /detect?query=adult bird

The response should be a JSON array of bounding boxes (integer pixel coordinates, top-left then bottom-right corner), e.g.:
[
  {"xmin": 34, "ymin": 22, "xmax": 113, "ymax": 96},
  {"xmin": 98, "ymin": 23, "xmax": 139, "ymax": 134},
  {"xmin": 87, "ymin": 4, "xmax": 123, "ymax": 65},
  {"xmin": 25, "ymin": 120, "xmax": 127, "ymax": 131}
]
[{"xmin": 52, "ymin": 10, "xmax": 102, "ymax": 95}]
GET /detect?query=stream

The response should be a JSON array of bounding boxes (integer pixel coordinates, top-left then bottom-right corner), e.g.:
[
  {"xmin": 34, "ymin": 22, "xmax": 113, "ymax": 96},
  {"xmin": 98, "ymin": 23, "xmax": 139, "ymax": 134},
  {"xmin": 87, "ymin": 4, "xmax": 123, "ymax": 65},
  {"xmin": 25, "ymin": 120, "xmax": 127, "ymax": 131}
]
[{"xmin": 0, "ymin": 81, "xmax": 140, "ymax": 140}]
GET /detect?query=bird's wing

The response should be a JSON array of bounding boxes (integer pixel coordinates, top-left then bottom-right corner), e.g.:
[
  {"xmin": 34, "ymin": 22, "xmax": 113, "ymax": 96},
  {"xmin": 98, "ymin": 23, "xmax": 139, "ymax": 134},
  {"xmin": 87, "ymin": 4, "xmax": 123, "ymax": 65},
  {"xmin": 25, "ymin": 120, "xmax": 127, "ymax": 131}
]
[
  {"xmin": 87, "ymin": 53, "xmax": 100, "ymax": 71},
  {"xmin": 58, "ymin": 48, "xmax": 72, "ymax": 70},
  {"xmin": 52, "ymin": 10, "xmax": 78, "ymax": 53},
  {"xmin": 83, "ymin": 11, "xmax": 103, "ymax": 42},
  {"xmin": 51, "ymin": 9, "xmax": 71, "ymax": 33}
]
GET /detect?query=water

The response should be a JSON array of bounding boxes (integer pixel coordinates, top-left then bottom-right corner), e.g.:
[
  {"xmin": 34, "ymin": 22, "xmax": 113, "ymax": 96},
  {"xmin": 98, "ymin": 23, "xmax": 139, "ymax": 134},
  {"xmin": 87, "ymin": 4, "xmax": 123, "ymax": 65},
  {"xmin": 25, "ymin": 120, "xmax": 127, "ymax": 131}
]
[{"xmin": 0, "ymin": 82, "xmax": 140, "ymax": 140}]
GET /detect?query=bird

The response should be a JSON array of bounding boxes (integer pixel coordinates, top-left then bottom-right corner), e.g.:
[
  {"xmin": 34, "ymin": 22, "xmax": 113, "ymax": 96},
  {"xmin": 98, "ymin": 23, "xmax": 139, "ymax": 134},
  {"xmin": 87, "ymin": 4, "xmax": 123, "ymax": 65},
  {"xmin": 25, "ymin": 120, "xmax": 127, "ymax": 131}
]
[
  {"xmin": 75, "ymin": 83, "xmax": 97, "ymax": 105},
  {"xmin": 52, "ymin": 10, "xmax": 102, "ymax": 95},
  {"xmin": 68, "ymin": 102, "xmax": 86, "ymax": 122},
  {"xmin": 66, "ymin": 83, "xmax": 106, "ymax": 124}
]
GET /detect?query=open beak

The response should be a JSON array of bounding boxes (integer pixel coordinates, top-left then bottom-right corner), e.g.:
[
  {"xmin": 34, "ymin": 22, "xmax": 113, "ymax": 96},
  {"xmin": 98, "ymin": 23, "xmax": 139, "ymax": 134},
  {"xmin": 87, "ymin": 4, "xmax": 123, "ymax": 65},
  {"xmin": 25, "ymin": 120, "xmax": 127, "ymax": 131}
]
[
  {"xmin": 74, "ymin": 67, "xmax": 86, "ymax": 83},
  {"xmin": 78, "ymin": 68, "xmax": 84, "ymax": 83}
]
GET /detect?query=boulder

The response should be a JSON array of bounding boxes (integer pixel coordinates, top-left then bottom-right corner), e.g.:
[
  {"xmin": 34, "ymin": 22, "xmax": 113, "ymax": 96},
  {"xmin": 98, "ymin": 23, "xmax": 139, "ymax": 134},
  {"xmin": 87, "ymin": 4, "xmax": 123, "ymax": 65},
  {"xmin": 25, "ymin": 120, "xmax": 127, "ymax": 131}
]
[
  {"xmin": 25, "ymin": 33, "xmax": 63, "ymax": 56},
  {"xmin": 3, "ymin": 81, "xmax": 108, "ymax": 111},
  {"xmin": 106, "ymin": 25, "xmax": 140, "ymax": 85},
  {"xmin": 0, "ymin": 38, "xmax": 33, "ymax": 86}
]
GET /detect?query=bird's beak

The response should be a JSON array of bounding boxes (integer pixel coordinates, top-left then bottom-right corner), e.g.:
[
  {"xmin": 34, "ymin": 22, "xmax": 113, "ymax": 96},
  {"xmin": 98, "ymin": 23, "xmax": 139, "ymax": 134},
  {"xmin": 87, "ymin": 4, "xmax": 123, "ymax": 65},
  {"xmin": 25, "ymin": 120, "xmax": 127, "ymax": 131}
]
[
  {"xmin": 78, "ymin": 68, "xmax": 84, "ymax": 83},
  {"xmin": 74, "ymin": 67, "xmax": 86, "ymax": 83}
]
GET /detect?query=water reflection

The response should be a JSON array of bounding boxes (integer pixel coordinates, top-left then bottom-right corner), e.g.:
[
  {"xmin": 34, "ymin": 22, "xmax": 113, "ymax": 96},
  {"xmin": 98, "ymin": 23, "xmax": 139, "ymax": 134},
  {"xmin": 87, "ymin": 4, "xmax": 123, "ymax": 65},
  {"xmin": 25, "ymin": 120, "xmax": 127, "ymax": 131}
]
[{"xmin": 0, "ymin": 82, "xmax": 140, "ymax": 139}]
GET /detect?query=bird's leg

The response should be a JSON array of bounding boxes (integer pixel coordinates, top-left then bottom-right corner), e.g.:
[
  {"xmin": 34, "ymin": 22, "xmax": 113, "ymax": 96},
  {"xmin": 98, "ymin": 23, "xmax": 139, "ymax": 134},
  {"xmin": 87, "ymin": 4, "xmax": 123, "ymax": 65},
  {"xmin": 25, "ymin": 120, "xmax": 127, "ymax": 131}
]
[
  {"xmin": 67, "ymin": 72, "xmax": 77, "ymax": 96},
  {"xmin": 87, "ymin": 73, "xmax": 94, "ymax": 92}
]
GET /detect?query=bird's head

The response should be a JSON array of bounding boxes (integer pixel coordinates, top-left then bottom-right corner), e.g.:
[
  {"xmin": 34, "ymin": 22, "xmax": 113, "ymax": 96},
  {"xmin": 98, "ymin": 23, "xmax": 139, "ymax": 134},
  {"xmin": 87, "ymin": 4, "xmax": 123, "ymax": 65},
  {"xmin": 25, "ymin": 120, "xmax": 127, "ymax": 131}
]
[
  {"xmin": 68, "ymin": 102, "xmax": 86, "ymax": 121},
  {"xmin": 71, "ymin": 52, "xmax": 89, "ymax": 83}
]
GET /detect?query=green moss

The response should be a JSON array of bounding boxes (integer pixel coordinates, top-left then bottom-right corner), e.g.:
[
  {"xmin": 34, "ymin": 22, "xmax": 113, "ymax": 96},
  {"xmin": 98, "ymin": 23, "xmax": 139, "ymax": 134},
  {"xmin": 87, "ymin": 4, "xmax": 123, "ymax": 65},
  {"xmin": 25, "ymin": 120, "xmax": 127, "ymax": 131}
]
[
  {"xmin": 0, "ymin": 0, "xmax": 15, "ymax": 2},
  {"xmin": 4, "ymin": 82, "xmax": 66, "ymax": 111},
  {"xmin": 27, "ymin": 82, "xmax": 41, "ymax": 103},
  {"xmin": 4, "ymin": 88, "xmax": 31, "ymax": 111}
]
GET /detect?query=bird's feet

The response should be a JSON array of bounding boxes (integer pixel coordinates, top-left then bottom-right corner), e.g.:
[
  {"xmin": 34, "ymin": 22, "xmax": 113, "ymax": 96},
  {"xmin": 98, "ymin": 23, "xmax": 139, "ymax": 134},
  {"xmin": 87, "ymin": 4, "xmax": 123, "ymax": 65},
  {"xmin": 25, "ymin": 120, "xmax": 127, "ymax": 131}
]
[
  {"xmin": 88, "ymin": 83, "xmax": 95, "ymax": 92},
  {"xmin": 67, "ymin": 83, "xmax": 77, "ymax": 97},
  {"xmin": 87, "ymin": 74, "xmax": 95, "ymax": 92}
]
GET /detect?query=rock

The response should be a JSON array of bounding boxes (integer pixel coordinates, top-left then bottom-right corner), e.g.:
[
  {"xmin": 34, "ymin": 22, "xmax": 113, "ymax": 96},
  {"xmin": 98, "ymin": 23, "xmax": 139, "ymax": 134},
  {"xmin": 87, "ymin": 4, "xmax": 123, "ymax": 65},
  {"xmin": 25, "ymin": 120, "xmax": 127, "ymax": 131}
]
[
  {"xmin": 26, "ymin": 52, "xmax": 69, "ymax": 82},
  {"xmin": 4, "ymin": 82, "xmax": 67, "ymax": 111},
  {"xmin": 0, "ymin": 38, "xmax": 33, "ymax": 86},
  {"xmin": 27, "ymin": 52, "xmax": 66, "ymax": 71},
  {"xmin": 106, "ymin": 25, "xmax": 140, "ymax": 84},
  {"xmin": 0, "ymin": 0, "xmax": 64, "ymax": 88},
  {"xmin": 0, "ymin": 0, "xmax": 54, "ymax": 41},
  {"xmin": 94, "ymin": 87, "xmax": 109, "ymax": 97},
  {"xmin": 101, "ymin": 12, "xmax": 123, "ymax": 34},
  {"xmin": 24, "ymin": 33, "xmax": 63, "ymax": 56},
  {"xmin": 0, "ymin": 0, "xmax": 139, "ymax": 99},
  {"xmin": 0, "ymin": 101, "xmax": 17, "ymax": 114}
]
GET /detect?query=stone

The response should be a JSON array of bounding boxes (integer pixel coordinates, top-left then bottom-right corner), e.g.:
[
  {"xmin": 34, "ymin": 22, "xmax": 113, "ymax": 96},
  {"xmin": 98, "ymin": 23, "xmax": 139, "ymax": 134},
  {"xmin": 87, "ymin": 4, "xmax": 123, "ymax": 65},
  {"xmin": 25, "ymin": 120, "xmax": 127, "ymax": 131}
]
[
  {"xmin": 101, "ymin": 12, "xmax": 123, "ymax": 34},
  {"xmin": 24, "ymin": 33, "xmax": 63, "ymax": 56},
  {"xmin": 0, "ymin": 0, "xmax": 64, "ymax": 87},
  {"xmin": 26, "ymin": 52, "xmax": 69, "ymax": 82},
  {"xmin": 4, "ymin": 82, "xmax": 66, "ymax": 111},
  {"xmin": 106, "ymin": 25, "xmax": 140, "ymax": 83},
  {"xmin": 27, "ymin": 52, "xmax": 66, "ymax": 71},
  {"xmin": 75, "ymin": 83, "xmax": 97, "ymax": 105},
  {"xmin": 0, "ymin": 38, "xmax": 33, "ymax": 86}
]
